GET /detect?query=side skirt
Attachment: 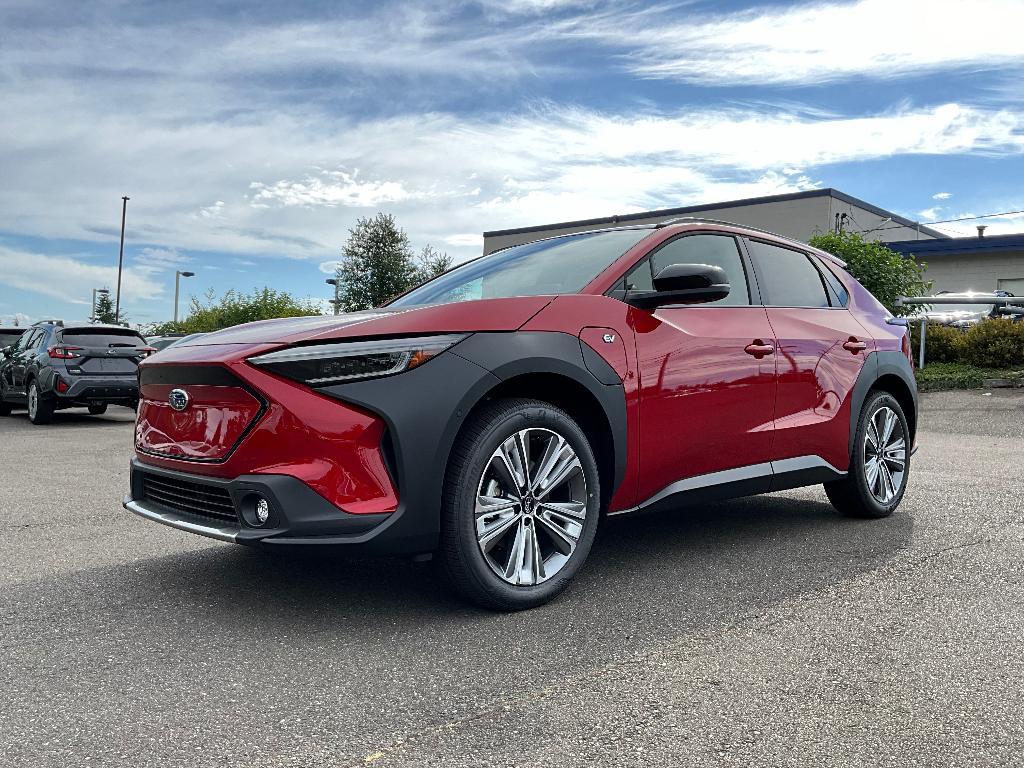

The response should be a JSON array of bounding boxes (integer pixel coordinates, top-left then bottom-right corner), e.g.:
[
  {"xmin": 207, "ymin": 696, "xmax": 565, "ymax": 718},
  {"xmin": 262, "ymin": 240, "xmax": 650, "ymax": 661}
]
[{"xmin": 608, "ymin": 455, "xmax": 846, "ymax": 517}]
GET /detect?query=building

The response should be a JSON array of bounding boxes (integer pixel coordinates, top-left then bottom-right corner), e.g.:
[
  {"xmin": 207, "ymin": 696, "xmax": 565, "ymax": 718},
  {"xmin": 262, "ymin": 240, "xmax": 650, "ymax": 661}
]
[
  {"xmin": 887, "ymin": 233, "xmax": 1024, "ymax": 295},
  {"xmin": 482, "ymin": 188, "xmax": 947, "ymax": 254}
]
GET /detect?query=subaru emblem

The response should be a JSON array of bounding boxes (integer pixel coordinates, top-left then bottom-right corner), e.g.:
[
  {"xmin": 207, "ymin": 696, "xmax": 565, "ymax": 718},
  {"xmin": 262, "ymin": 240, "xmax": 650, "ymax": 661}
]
[{"xmin": 168, "ymin": 388, "xmax": 190, "ymax": 412}]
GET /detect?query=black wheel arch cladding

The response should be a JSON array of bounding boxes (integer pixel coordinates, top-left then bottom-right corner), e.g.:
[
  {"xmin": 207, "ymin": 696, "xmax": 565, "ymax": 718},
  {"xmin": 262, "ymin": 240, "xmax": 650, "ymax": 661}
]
[
  {"xmin": 318, "ymin": 331, "xmax": 628, "ymax": 553},
  {"xmin": 847, "ymin": 350, "xmax": 918, "ymax": 456}
]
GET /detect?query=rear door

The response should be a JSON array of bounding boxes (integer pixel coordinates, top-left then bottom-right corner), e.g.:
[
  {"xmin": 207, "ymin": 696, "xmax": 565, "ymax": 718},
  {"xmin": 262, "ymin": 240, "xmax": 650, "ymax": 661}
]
[
  {"xmin": 11, "ymin": 329, "xmax": 41, "ymax": 390},
  {"xmin": 621, "ymin": 232, "xmax": 778, "ymax": 505},
  {"xmin": 746, "ymin": 239, "xmax": 872, "ymax": 474},
  {"xmin": 57, "ymin": 328, "xmax": 148, "ymax": 377}
]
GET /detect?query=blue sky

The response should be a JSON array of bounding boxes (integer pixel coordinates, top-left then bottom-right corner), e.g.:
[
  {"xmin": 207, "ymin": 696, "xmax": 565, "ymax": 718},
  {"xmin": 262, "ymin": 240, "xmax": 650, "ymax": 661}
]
[{"xmin": 2, "ymin": 0, "xmax": 1024, "ymax": 327}]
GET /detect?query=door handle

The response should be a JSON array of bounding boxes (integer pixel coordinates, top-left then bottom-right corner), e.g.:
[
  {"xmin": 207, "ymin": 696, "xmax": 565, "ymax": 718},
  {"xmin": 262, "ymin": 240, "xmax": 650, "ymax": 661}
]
[
  {"xmin": 744, "ymin": 341, "xmax": 775, "ymax": 358},
  {"xmin": 842, "ymin": 338, "xmax": 868, "ymax": 354}
]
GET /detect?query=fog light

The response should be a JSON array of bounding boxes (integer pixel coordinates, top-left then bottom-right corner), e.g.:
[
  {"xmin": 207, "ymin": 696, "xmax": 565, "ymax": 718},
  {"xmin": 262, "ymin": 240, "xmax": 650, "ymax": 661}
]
[{"xmin": 255, "ymin": 498, "xmax": 270, "ymax": 525}]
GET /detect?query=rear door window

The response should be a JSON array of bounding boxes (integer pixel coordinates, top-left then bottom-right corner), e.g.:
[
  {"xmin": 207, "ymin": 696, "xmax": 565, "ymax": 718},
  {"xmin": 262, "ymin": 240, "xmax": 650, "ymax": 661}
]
[
  {"xmin": 60, "ymin": 329, "xmax": 146, "ymax": 348},
  {"xmin": 748, "ymin": 240, "xmax": 831, "ymax": 308}
]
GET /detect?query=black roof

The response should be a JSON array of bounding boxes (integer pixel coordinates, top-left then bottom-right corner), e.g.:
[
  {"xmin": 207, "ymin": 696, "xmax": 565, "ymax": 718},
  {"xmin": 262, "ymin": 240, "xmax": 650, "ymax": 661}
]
[
  {"xmin": 483, "ymin": 188, "xmax": 948, "ymax": 240},
  {"xmin": 888, "ymin": 232, "xmax": 1024, "ymax": 256}
]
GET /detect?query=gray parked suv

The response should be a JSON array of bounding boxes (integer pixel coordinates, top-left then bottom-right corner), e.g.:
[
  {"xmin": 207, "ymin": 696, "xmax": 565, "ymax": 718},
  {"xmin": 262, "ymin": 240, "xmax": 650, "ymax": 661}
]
[{"xmin": 0, "ymin": 321, "xmax": 151, "ymax": 424}]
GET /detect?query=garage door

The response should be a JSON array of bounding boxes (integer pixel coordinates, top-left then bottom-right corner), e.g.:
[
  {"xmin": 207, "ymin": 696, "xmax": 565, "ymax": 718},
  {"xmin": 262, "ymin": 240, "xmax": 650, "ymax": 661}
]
[{"xmin": 997, "ymin": 278, "xmax": 1024, "ymax": 295}]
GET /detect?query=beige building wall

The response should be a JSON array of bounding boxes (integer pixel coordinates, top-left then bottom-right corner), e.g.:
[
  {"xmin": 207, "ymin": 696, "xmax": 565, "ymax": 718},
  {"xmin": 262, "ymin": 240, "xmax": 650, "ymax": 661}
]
[
  {"xmin": 483, "ymin": 191, "xmax": 939, "ymax": 254},
  {"xmin": 912, "ymin": 251, "xmax": 1024, "ymax": 294}
]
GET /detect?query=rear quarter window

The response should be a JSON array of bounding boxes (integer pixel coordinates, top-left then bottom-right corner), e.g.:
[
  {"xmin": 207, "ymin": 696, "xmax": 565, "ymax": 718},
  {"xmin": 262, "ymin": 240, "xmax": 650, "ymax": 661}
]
[
  {"xmin": 59, "ymin": 329, "xmax": 146, "ymax": 347},
  {"xmin": 0, "ymin": 331, "xmax": 24, "ymax": 348}
]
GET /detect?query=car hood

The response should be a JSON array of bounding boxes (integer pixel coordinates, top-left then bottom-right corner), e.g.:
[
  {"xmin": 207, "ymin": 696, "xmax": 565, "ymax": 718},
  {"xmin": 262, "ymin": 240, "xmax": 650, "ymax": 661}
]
[{"xmin": 174, "ymin": 296, "xmax": 555, "ymax": 347}]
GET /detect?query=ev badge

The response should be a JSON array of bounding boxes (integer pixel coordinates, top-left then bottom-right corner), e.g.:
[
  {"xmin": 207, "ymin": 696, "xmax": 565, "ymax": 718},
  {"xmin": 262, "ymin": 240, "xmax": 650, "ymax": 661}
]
[
  {"xmin": 168, "ymin": 388, "xmax": 190, "ymax": 412},
  {"xmin": 602, "ymin": 333, "xmax": 616, "ymax": 344}
]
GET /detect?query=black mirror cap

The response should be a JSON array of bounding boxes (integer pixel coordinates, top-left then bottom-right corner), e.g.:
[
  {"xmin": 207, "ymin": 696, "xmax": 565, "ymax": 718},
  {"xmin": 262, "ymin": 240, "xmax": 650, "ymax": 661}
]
[{"xmin": 627, "ymin": 263, "xmax": 731, "ymax": 309}]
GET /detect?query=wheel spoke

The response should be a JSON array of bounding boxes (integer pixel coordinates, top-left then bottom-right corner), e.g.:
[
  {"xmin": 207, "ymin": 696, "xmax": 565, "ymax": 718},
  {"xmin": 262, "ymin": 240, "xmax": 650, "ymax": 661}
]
[
  {"xmin": 496, "ymin": 433, "xmax": 531, "ymax": 495},
  {"xmin": 865, "ymin": 457, "xmax": 881, "ymax": 493},
  {"xmin": 866, "ymin": 418, "xmax": 881, "ymax": 453},
  {"xmin": 879, "ymin": 408, "xmax": 897, "ymax": 446},
  {"xmin": 879, "ymin": 460, "xmax": 896, "ymax": 502},
  {"xmin": 535, "ymin": 456, "xmax": 582, "ymax": 500},
  {"xmin": 538, "ymin": 500, "xmax": 587, "ymax": 521},
  {"xmin": 529, "ymin": 433, "xmax": 567, "ymax": 494},
  {"xmin": 528, "ymin": 521, "xmax": 545, "ymax": 584},
  {"xmin": 476, "ymin": 507, "xmax": 522, "ymax": 552},
  {"xmin": 536, "ymin": 509, "xmax": 581, "ymax": 556}
]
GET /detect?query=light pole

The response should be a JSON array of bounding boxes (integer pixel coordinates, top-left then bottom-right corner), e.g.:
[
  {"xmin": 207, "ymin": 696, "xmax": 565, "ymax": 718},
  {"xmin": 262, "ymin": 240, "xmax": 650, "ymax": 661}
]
[
  {"xmin": 91, "ymin": 287, "xmax": 109, "ymax": 323},
  {"xmin": 174, "ymin": 271, "xmax": 195, "ymax": 324},
  {"xmin": 114, "ymin": 195, "xmax": 129, "ymax": 324},
  {"xmin": 325, "ymin": 278, "xmax": 340, "ymax": 315}
]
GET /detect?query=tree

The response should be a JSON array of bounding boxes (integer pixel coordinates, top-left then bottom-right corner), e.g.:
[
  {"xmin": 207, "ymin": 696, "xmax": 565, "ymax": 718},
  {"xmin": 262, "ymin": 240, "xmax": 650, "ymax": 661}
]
[
  {"xmin": 149, "ymin": 287, "xmax": 321, "ymax": 335},
  {"xmin": 337, "ymin": 213, "xmax": 420, "ymax": 312},
  {"xmin": 93, "ymin": 291, "xmax": 117, "ymax": 324},
  {"xmin": 808, "ymin": 231, "xmax": 930, "ymax": 315},
  {"xmin": 416, "ymin": 244, "xmax": 453, "ymax": 282}
]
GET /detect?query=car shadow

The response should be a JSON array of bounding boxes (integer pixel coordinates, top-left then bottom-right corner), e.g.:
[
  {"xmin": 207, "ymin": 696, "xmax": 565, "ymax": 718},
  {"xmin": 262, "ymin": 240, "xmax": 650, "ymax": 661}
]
[
  {"xmin": 14, "ymin": 491, "xmax": 912, "ymax": 649},
  {"xmin": 4, "ymin": 492, "xmax": 913, "ymax": 760}
]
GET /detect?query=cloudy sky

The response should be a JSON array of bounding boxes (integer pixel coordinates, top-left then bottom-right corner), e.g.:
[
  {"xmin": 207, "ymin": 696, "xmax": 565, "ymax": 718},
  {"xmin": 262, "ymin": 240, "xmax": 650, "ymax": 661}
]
[{"xmin": 2, "ymin": 0, "xmax": 1024, "ymax": 326}]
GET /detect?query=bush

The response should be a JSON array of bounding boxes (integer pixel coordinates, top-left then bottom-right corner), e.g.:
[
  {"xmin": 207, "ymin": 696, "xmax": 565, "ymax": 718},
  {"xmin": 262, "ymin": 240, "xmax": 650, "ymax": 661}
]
[
  {"xmin": 961, "ymin": 319, "xmax": 1024, "ymax": 369},
  {"xmin": 149, "ymin": 287, "xmax": 322, "ymax": 334},
  {"xmin": 909, "ymin": 322, "xmax": 966, "ymax": 364},
  {"xmin": 808, "ymin": 231, "xmax": 929, "ymax": 316}
]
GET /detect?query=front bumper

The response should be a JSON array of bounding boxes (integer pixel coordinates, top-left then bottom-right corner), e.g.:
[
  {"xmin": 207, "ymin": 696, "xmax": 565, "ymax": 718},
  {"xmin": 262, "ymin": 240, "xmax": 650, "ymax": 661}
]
[{"xmin": 123, "ymin": 459, "xmax": 425, "ymax": 549}]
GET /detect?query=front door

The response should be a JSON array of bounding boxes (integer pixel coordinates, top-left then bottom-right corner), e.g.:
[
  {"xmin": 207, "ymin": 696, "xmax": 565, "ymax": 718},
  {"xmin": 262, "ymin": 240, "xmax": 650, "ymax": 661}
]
[{"xmin": 625, "ymin": 233, "xmax": 778, "ymax": 506}]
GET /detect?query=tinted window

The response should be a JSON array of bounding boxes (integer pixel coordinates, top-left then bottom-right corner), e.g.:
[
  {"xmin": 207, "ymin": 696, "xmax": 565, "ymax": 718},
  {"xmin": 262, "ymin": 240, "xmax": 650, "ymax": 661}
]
[
  {"xmin": 649, "ymin": 234, "xmax": 750, "ymax": 306},
  {"xmin": 59, "ymin": 328, "xmax": 146, "ymax": 347},
  {"xmin": 815, "ymin": 258, "xmax": 850, "ymax": 307},
  {"xmin": 0, "ymin": 331, "xmax": 25, "ymax": 349},
  {"xmin": 749, "ymin": 240, "xmax": 830, "ymax": 308},
  {"xmin": 390, "ymin": 229, "xmax": 651, "ymax": 307}
]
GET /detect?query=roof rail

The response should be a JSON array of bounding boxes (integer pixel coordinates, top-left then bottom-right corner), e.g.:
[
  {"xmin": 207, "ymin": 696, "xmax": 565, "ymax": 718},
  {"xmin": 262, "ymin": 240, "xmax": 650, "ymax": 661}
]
[
  {"xmin": 655, "ymin": 216, "xmax": 787, "ymax": 239},
  {"xmin": 654, "ymin": 216, "xmax": 847, "ymax": 268}
]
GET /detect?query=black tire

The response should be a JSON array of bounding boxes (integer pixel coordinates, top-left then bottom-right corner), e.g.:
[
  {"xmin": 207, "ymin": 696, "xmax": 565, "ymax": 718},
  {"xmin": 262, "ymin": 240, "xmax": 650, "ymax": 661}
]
[
  {"xmin": 0, "ymin": 401, "xmax": 11, "ymax": 417},
  {"xmin": 824, "ymin": 391, "xmax": 910, "ymax": 519},
  {"xmin": 27, "ymin": 380, "xmax": 55, "ymax": 425},
  {"xmin": 439, "ymin": 397, "xmax": 601, "ymax": 611},
  {"xmin": 88, "ymin": 403, "xmax": 108, "ymax": 415}
]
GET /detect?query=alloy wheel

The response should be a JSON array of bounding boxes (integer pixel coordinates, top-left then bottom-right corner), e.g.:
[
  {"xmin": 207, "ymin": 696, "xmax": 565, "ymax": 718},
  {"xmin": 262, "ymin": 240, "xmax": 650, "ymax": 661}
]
[
  {"xmin": 474, "ymin": 427, "xmax": 588, "ymax": 586},
  {"xmin": 863, "ymin": 405, "xmax": 906, "ymax": 504}
]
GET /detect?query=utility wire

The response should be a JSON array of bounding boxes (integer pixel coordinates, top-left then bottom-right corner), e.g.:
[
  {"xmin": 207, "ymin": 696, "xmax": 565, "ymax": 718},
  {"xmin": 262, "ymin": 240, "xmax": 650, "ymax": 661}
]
[{"xmin": 852, "ymin": 207, "xmax": 1024, "ymax": 236}]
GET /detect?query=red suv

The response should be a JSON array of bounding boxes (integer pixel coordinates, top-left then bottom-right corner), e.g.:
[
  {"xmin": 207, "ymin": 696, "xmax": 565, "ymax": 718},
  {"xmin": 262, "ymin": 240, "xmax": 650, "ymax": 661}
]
[{"xmin": 125, "ymin": 219, "xmax": 917, "ymax": 610}]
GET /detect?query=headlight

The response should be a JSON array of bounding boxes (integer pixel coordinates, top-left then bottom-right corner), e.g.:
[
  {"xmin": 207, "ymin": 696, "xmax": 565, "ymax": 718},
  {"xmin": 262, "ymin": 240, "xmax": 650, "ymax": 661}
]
[{"xmin": 249, "ymin": 334, "xmax": 467, "ymax": 386}]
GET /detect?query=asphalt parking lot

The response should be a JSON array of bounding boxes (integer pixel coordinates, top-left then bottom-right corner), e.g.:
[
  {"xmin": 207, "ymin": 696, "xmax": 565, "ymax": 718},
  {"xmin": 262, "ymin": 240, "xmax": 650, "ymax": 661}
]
[{"xmin": 2, "ymin": 390, "xmax": 1023, "ymax": 767}]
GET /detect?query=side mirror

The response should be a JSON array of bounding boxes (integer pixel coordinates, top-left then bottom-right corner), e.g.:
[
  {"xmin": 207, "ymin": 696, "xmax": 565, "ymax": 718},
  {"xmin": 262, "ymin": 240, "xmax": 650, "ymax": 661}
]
[
  {"xmin": 627, "ymin": 263, "xmax": 730, "ymax": 309},
  {"xmin": 1, "ymin": 346, "xmax": 11, "ymax": 358}
]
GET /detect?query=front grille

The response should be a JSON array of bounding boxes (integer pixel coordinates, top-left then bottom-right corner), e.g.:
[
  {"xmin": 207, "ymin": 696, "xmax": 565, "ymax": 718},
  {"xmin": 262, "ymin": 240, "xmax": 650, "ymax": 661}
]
[{"xmin": 140, "ymin": 473, "xmax": 238, "ymax": 525}]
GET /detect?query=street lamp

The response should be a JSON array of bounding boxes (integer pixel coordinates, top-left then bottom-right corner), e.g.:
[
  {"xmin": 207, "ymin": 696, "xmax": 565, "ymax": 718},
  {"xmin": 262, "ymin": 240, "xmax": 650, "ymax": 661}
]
[
  {"xmin": 325, "ymin": 278, "xmax": 341, "ymax": 315},
  {"xmin": 174, "ymin": 270, "xmax": 195, "ymax": 323},
  {"xmin": 91, "ymin": 287, "xmax": 109, "ymax": 323}
]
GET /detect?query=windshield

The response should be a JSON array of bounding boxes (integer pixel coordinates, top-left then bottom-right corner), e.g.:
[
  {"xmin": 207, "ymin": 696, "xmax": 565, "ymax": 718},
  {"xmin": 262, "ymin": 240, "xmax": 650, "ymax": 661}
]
[{"xmin": 389, "ymin": 229, "xmax": 652, "ymax": 308}]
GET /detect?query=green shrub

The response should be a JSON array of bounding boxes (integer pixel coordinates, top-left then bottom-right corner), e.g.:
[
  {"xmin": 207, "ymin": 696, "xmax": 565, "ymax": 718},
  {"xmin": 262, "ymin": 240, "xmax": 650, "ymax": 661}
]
[
  {"xmin": 909, "ymin": 322, "xmax": 967, "ymax": 363},
  {"xmin": 961, "ymin": 319, "xmax": 1024, "ymax": 368},
  {"xmin": 808, "ymin": 231, "xmax": 929, "ymax": 316}
]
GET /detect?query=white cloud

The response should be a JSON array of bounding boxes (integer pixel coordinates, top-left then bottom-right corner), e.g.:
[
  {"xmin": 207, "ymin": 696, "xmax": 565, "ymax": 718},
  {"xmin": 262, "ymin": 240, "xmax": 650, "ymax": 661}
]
[
  {"xmin": 319, "ymin": 261, "xmax": 341, "ymax": 275},
  {"xmin": 933, "ymin": 192, "xmax": 952, "ymax": 200},
  {"xmin": 562, "ymin": 0, "xmax": 1024, "ymax": 85},
  {"xmin": 249, "ymin": 170, "xmax": 416, "ymax": 209},
  {"xmin": 443, "ymin": 234, "xmax": 485, "ymax": 248},
  {"xmin": 918, "ymin": 207, "xmax": 942, "ymax": 221},
  {"xmin": 0, "ymin": 245, "xmax": 164, "ymax": 306}
]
